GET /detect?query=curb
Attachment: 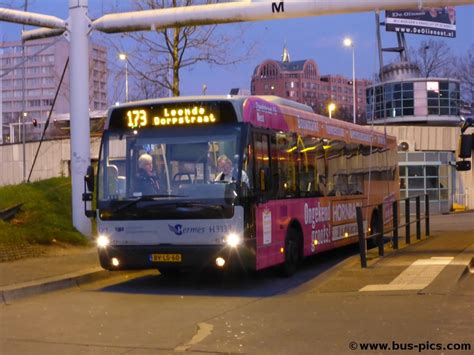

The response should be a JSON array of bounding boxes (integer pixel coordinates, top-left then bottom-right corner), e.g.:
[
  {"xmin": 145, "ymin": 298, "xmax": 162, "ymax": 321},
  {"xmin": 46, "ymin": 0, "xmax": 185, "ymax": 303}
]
[
  {"xmin": 420, "ymin": 242, "xmax": 474, "ymax": 295},
  {"xmin": 0, "ymin": 267, "xmax": 111, "ymax": 304}
]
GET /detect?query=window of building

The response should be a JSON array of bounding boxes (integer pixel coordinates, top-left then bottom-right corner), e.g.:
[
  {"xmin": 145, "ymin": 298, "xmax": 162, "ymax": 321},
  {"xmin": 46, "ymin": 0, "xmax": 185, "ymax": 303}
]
[
  {"xmin": 398, "ymin": 151, "xmax": 453, "ymax": 213},
  {"xmin": 27, "ymin": 89, "xmax": 41, "ymax": 97},
  {"xmin": 28, "ymin": 100, "xmax": 41, "ymax": 107}
]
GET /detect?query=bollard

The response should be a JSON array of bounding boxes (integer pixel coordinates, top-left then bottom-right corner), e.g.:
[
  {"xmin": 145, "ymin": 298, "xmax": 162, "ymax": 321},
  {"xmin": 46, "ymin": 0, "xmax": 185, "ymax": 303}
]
[
  {"xmin": 377, "ymin": 204, "xmax": 384, "ymax": 256},
  {"xmin": 392, "ymin": 201, "xmax": 399, "ymax": 250},
  {"xmin": 405, "ymin": 198, "xmax": 411, "ymax": 244},
  {"xmin": 416, "ymin": 196, "xmax": 421, "ymax": 240},
  {"xmin": 356, "ymin": 207, "xmax": 367, "ymax": 268},
  {"xmin": 425, "ymin": 194, "xmax": 430, "ymax": 237}
]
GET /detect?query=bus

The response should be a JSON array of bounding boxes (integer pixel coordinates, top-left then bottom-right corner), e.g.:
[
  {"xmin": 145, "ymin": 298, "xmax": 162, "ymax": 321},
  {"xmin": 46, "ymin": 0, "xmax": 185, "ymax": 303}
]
[{"xmin": 84, "ymin": 95, "xmax": 399, "ymax": 276}]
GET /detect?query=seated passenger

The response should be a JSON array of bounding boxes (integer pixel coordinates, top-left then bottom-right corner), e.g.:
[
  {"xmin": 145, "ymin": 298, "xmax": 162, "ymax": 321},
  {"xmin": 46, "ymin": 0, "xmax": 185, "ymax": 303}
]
[
  {"xmin": 214, "ymin": 155, "xmax": 249, "ymax": 185},
  {"xmin": 135, "ymin": 153, "xmax": 160, "ymax": 195}
]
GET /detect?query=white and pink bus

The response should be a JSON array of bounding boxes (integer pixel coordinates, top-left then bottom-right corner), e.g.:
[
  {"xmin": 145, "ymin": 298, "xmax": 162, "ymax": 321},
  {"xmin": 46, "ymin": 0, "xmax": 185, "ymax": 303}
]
[{"xmin": 85, "ymin": 96, "xmax": 399, "ymax": 276}]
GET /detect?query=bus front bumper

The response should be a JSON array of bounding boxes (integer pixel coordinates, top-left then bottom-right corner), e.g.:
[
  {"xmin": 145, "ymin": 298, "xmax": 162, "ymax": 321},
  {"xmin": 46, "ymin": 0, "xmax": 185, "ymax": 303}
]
[{"xmin": 98, "ymin": 244, "xmax": 255, "ymax": 272}]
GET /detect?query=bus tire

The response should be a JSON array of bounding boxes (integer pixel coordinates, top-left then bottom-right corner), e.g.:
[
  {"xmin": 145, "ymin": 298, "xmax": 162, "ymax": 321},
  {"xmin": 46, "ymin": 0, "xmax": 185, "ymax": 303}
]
[{"xmin": 281, "ymin": 227, "xmax": 300, "ymax": 277}]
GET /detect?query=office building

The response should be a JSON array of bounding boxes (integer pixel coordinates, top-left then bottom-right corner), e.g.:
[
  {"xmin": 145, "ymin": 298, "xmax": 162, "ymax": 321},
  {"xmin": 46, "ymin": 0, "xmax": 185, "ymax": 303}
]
[{"xmin": 1, "ymin": 37, "xmax": 108, "ymax": 143}]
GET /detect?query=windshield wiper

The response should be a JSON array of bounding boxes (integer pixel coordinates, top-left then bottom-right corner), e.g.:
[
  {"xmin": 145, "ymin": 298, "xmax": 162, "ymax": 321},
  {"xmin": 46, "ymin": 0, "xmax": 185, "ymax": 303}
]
[
  {"xmin": 112, "ymin": 194, "xmax": 187, "ymax": 213},
  {"xmin": 175, "ymin": 201, "xmax": 224, "ymax": 211}
]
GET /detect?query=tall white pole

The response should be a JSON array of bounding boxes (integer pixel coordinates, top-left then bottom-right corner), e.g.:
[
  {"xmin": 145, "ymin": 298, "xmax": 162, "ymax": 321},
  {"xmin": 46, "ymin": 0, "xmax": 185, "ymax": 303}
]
[
  {"xmin": 125, "ymin": 60, "xmax": 129, "ymax": 101},
  {"xmin": 0, "ymin": 47, "xmax": 2, "ymax": 145},
  {"xmin": 352, "ymin": 46, "xmax": 356, "ymax": 124},
  {"xmin": 69, "ymin": 0, "xmax": 91, "ymax": 236}
]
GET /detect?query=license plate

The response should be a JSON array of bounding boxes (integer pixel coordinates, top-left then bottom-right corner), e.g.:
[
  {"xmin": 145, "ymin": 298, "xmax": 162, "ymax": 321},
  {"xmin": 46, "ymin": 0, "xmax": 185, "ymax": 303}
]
[{"xmin": 150, "ymin": 253, "xmax": 182, "ymax": 262}]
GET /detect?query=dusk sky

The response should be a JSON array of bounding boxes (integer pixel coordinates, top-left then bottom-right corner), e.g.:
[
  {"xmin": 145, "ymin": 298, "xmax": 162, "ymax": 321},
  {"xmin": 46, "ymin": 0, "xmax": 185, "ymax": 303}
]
[{"xmin": 2, "ymin": 1, "xmax": 473, "ymax": 97}]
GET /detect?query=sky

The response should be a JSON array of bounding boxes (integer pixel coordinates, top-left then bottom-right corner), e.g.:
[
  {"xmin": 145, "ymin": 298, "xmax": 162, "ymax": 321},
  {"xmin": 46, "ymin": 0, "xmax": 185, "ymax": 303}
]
[{"xmin": 1, "ymin": 1, "xmax": 473, "ymax": 98}]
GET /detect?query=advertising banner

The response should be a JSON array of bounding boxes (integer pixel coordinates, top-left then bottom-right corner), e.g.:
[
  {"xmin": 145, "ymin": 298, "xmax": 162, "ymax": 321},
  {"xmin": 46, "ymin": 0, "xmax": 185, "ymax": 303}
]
[{"xmin": 385, "ymin": 8, "xmax": 456, "ymax": 38}]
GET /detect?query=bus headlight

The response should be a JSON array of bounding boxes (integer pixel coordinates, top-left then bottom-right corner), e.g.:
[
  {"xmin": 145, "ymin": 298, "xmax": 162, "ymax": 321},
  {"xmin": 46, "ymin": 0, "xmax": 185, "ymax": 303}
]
[
  {"xmin": 225, "ymin": 233, "xmax": 242, "ymax": 248},
  {"xmin": 97, "ymin": 235, "xmax": 110, "ymax": 248}
]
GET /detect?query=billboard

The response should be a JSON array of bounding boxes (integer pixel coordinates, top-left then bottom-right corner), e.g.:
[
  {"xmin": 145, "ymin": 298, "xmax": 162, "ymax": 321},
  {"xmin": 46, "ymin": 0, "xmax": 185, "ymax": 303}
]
[{"xmin": 385, "ymin": 8, "xmax": 456, "ymax": 38}]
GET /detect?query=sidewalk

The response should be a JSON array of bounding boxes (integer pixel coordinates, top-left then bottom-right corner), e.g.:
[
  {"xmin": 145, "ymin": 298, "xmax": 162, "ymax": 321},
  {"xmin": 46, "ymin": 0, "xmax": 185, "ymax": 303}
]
[
  {"xmin": 1, "ymin": 213, "xmax": 473, "ymax": 303},
  {"xmin": 316, "ymin": 212, "xmax": 474, "ymax": 294},
  {"xmin": 0, "ymin": 246, "xmax": 106, "ymax": 303}
]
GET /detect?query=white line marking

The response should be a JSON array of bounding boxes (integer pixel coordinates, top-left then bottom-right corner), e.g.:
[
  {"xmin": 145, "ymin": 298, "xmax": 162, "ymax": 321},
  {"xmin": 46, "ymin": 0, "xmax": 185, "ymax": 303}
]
[
  {"xmin": 360, "ymin": 257, "xmax": 454, "ymax": 292},
  {"xmin": 174, "ymin": 322, "xmax": 214, "ymax": 352}
]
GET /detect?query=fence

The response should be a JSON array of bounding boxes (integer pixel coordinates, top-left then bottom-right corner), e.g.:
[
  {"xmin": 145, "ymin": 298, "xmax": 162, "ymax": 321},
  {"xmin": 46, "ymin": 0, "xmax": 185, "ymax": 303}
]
[{"xmin": 356, "ymin": 194, "xmax": 430, "ymax": 268}]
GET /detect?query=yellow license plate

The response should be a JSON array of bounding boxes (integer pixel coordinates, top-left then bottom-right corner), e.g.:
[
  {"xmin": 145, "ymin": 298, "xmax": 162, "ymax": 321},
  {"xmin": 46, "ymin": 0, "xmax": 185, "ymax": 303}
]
[{"xmin": 150, "ymin": 253, "xmax": 182, "ymax": 262}]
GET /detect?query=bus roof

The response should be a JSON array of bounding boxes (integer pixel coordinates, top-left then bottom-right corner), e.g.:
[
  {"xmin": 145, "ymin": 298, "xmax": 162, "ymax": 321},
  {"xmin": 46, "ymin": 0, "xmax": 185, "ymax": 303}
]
[{"xmin": 107, "ymin": 95, "xmax": 396, "ymax": 148}]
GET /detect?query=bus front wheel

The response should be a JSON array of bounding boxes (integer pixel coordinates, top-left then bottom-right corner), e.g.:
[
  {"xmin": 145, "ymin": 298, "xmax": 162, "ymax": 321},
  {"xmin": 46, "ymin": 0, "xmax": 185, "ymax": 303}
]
[{"xmin": 281, "ymin": 228, "xmax": 299, "ymax": 277}]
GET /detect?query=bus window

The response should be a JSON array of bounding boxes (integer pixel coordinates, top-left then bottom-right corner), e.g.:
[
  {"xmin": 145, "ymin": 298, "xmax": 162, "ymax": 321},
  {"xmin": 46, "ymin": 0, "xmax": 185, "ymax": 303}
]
[
  {"xmin": 276, "ymin": 131, "xmax": 297, "ymax": 198},
  {"xmin": 298, "ymin": 135, "xmax": 319, "ymax": 197},
  {"xmin": 253, "ymin": 132, "xmax": 271, "ymax": 193},
  {"xmin": 326, "ymin": 140, "xmax": 347, "ymax": 196}
]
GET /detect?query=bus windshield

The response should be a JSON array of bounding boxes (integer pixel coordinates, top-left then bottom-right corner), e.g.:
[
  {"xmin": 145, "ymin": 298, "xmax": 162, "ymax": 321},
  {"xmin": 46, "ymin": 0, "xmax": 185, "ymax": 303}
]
[{"xmin": 97, "ymin": 125, "xmax": 245, "ymax": 216}]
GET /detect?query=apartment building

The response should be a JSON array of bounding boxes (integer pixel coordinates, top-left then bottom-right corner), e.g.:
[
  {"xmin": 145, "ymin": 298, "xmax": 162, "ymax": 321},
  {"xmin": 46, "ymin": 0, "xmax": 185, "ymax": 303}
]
[
  {"xmin": 250, "ymin": 46, "xmax": 370, "ymax": 123},
  {"xmin": 1, "ymin": 37, "xmax": 108, "ymax": 143}
]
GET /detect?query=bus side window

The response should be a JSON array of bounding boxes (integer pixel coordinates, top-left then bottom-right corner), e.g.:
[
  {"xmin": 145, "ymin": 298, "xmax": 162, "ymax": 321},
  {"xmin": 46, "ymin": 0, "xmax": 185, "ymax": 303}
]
[
  {"xmin": 276, "ymin": 132, "xmax": 297, "ymax": 198},
  {"xmin": 253, "ymin": 132, "xmax": 271, "ymax": 194}
]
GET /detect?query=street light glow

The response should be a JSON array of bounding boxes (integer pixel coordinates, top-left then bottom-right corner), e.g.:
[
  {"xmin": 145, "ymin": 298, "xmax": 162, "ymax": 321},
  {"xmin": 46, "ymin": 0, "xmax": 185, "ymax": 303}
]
[
  {"xmin": 343, "ymin": 37, "xmax": 353, "ymax": 47},
  {"xmin": 328, "ymin": 102, "xmax": 336, "ymax": 118},
  {"xmin": 119, "ymin": 53, "xmax": 129, "ymax": 101}
]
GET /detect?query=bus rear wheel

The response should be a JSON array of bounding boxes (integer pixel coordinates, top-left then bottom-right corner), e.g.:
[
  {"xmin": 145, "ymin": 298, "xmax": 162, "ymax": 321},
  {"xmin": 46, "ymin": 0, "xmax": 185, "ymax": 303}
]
[{"xmin": 281, "ymin": 228, "xmax": 299, "ymax": 277}]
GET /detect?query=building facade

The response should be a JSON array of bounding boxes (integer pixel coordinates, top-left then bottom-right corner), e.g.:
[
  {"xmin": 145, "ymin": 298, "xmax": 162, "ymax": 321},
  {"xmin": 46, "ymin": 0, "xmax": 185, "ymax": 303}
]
[
  {"xmin": 1, "ymin": 37, "xmax": 108, "ymax": 143},
  {"xmin": 365, "ymin": 63, "xmax": 461, "ymax": 126},
  {"xmin": 250, "ymin": 47, "xmax": 371, "ymax": 123},
  {"xmin": 367, "ymin": 62, "xmax": 472, "ymax": 213}
]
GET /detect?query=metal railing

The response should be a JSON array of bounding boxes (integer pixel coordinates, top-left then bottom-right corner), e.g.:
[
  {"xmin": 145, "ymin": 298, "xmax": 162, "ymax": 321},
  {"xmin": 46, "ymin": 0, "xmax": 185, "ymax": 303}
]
[{"xmin": 356, "ymin": 195, "xmax": 430, "ymax": 268}]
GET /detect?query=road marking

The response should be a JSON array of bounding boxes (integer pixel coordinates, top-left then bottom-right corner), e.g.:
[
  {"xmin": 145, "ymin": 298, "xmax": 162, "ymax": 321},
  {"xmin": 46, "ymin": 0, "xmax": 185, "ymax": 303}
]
[
  {"xmin": 359, "ymin": 257, "xmax": 454, "ymax": 292},
  {"xmin": 174, "ymin": 322, "xmax": 214, "ymax": 352}
]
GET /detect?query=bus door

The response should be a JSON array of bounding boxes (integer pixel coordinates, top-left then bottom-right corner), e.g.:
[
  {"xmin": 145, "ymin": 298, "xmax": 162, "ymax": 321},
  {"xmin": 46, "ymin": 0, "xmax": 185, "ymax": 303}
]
[{"xmin": 252, "ymin": 130, "xmax": 282, "ymax": 269}]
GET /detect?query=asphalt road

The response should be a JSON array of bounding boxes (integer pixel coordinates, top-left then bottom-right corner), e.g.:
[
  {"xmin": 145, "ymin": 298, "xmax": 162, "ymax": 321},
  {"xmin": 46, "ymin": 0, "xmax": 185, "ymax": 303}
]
[{"xmin": 1, "ymin": 244, "xmax": 473, "ymax": 354}]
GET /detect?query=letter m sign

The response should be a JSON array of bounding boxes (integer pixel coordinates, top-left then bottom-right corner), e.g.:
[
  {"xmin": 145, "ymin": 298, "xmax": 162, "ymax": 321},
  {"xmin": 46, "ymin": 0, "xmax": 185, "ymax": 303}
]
[{"xmin": 272, "ymin": 2, "xmax": 284, "ymax": 13}]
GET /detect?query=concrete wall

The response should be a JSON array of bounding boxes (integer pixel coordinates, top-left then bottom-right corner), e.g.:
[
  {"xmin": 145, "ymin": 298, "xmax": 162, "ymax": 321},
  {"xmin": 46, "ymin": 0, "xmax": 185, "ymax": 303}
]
[{"xmin": 0, "ymin": 137, "xmax": 101, "ymax": 186}]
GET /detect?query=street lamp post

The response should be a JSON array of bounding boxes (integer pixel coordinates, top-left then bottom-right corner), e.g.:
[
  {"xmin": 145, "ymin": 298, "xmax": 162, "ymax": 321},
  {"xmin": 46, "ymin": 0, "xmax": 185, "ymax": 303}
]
[
  {"xmin": 343, "ymin": 37, "xmax": 356, "ymax": 124},
  {"xmin": 119, "ymin": 53, "xmax": 128, "ymax": 102}
]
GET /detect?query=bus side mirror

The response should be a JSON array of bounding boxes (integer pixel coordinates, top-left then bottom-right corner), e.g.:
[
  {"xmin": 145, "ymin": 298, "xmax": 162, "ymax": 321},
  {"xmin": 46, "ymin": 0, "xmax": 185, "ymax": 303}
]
[
  {"xmin": 83, "ymin": 165, "xmax": 96, "ymax": 218},
  {"xmin": 85, "ymin": 165, "xmax": 95, "ymax": 192},
  {"xmin": 456, "ymin": 160, "xmax": 471, "ymax": 171},
  {"xmin": 458, "ymin": 134, "xmax": 473, "ymax": 159}
]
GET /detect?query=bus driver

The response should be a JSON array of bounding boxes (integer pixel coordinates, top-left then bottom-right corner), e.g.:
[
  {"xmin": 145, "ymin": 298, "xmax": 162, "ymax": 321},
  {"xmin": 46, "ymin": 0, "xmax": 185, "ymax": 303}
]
[
  {"xmin": 214, "ymin": 155, "xmax": 249, "ymax": 185},
  {"xmin": 135, "ymin": 153, "xmax": 161, "ymax": 195}
]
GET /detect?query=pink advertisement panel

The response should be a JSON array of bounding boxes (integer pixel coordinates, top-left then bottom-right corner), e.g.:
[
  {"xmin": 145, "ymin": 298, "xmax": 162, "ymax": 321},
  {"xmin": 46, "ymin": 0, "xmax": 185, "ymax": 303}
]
[{"xmin": 254, "ymin": 196, "xmax": 367, "ymax": 270}]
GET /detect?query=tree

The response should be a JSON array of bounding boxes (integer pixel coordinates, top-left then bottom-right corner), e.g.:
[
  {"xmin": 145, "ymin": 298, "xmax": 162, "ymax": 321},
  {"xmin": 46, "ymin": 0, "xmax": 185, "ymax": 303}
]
[
  {"xmin": 410, "ymin": 39, "xmax": 454, "ymax": 78},
  {"xmin": 108, "ymin": 0, "xmax": 254, "ymax": 98},
  {"xmin": 454, "ymin": 45, "xmax": 474, "ymax": 114}
]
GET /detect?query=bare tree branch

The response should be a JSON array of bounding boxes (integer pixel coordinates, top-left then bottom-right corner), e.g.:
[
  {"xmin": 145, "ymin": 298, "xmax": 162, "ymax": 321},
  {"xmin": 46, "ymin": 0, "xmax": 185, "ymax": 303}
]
[
  {"xmin": 410, "ymin": 39, "xmax": 454, "ymax": 78},
  {"xmin": 105, "ymin": 0, "xmax": 256, "ymax": 98}
]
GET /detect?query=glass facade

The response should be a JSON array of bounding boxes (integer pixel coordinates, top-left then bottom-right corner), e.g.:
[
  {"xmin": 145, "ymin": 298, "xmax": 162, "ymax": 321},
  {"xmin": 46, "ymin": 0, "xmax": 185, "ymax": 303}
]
[
  {"xmin": 367, "ymin": 82, "xmax": 414, "ymax": 119},
  {"xmin": 366, "ymin": 79, "xmax": 460, "ymax": 121},
  {"xmin": 398, "ymin": 151, "xmax": 454, "ymax": 214},
  {"xmin": 427, "ymin": 81, "xmax": 460, "ymax": 116}
]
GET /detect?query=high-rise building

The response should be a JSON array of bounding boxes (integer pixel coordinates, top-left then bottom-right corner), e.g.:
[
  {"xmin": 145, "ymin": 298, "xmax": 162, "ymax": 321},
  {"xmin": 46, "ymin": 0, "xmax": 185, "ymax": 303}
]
[
  {"xmin": 1, "ymin": 37, "xmax": 108, "ymax": 143},
  {"xmin": 250, "ymin": 45, "xmax": 371, "ymax": 123}
]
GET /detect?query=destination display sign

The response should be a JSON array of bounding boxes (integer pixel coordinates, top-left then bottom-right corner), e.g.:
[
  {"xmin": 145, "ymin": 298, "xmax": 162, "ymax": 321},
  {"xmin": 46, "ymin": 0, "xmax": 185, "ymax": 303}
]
[{"xmin": 108, "ymin": 101, "xmax": 237, "ymax": 129}]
